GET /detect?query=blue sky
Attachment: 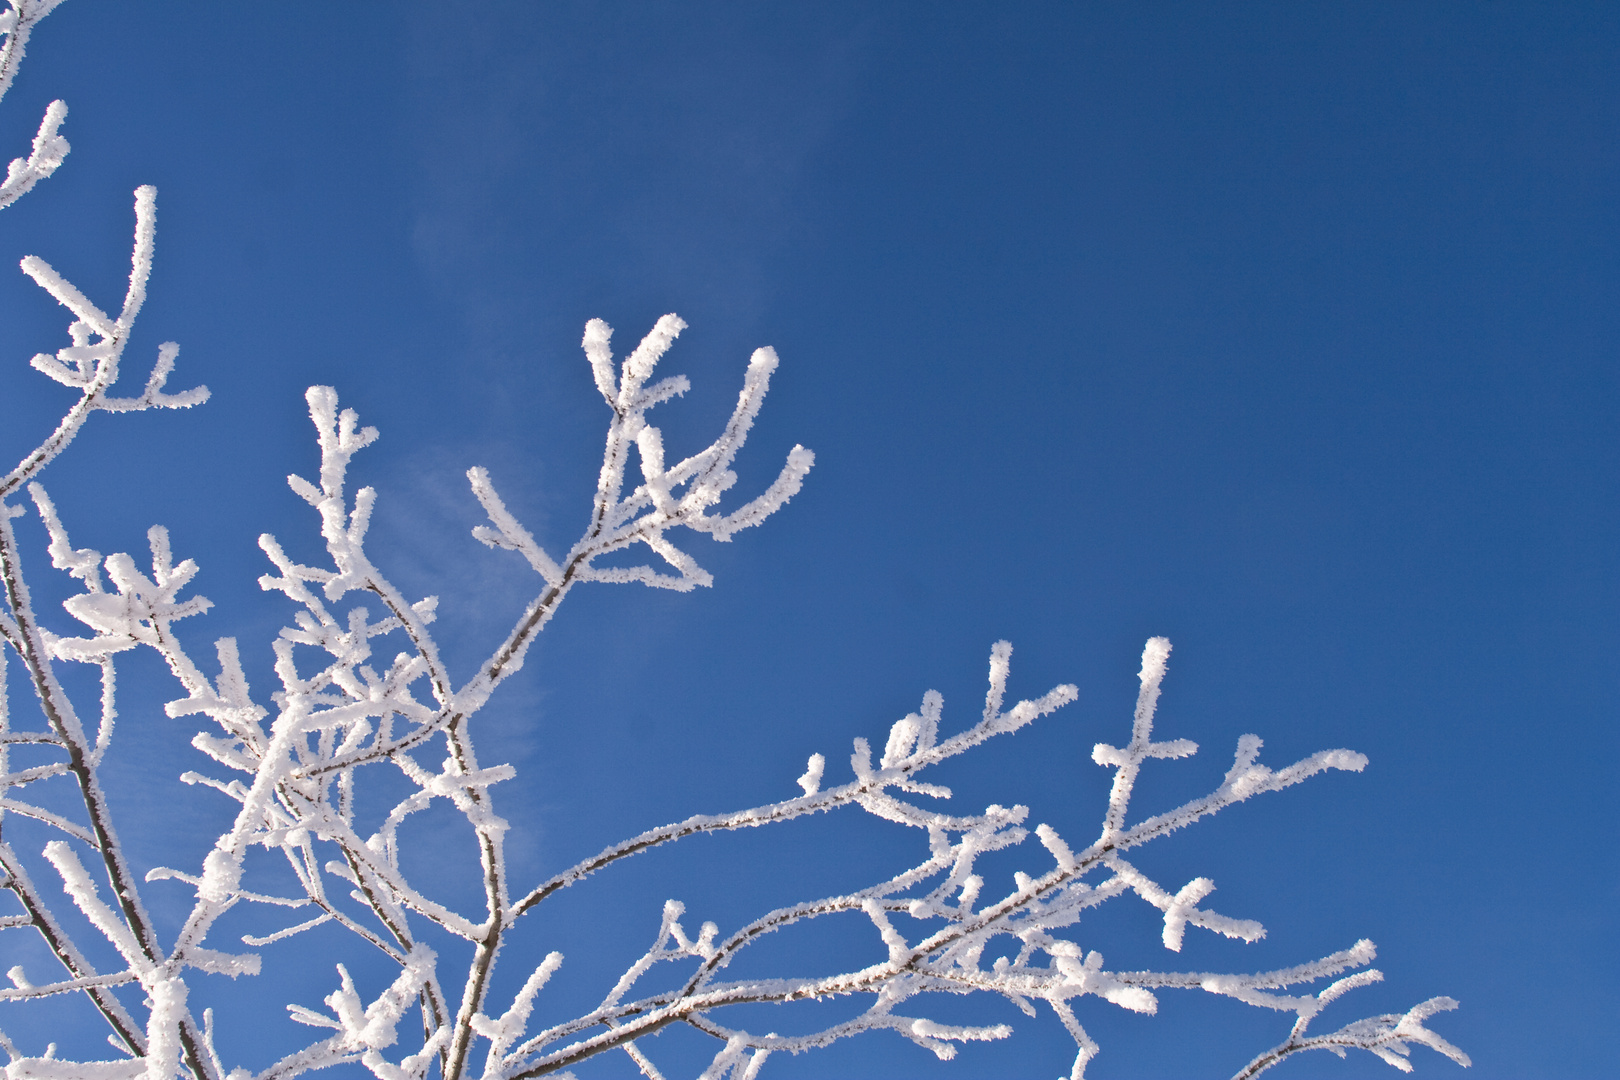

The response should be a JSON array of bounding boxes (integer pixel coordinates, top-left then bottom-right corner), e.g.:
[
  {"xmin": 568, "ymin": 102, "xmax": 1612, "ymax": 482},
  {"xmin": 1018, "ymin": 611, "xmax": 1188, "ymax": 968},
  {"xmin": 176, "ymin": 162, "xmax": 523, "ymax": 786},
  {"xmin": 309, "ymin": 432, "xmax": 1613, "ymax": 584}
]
[{"xmin": 0, "ymin": 2, "xmax": 1615, "ymax": 1077}]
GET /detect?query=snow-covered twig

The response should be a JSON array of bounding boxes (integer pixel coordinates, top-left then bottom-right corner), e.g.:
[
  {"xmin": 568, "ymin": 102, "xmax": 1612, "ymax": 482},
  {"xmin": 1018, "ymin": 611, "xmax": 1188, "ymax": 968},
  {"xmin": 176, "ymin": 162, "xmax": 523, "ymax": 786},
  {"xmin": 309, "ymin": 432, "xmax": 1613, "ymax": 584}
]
[{"xmin": 0, "ymin": 2, "xmax": 69, "ymax": 213}]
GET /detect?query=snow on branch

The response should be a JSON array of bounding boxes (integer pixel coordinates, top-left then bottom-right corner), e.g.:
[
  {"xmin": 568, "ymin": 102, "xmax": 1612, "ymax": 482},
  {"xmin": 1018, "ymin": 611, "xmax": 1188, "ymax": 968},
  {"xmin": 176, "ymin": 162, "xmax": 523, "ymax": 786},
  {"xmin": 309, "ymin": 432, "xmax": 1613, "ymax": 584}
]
[
  {"xmin": 481, "ymin": 641, "xmax": 1460, "ymax": 1080},
  {"xmin": 0, "ymin": 2, "xmax": 69, "ymax": 213},
  {"xmin": 0, "ymin": 97, "xmax": 66, "ymax": 212},
  {"xmin": 3, "ymin": 185, "xmax": 207, "ymax": 502},
  {"xmin": 0, "ymin": 9, "xmax": 1461, "ymax": 1080},
  {"xmin": 475, "ymin": 316, "xmax": 813, "ymax": 594}
]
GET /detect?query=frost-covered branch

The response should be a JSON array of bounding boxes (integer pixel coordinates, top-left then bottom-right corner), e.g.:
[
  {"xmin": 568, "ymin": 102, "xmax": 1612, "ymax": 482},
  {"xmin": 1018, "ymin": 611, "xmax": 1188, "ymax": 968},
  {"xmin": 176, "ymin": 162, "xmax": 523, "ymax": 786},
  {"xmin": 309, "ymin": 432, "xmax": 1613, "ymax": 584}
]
[
  {"xmin": 0, "ymin": 8, "xmax": 219, "ymax": 1077},
  {"xmin": 2, "ymin": 185, "xmax": 208, "ymax": 502},
  {"xmin": 0, "ymin": 2, "xmax": 68, "ymax": 213},
  {"xmin": 0, "ymin": 8, "xmax": 1460, "ymax": 1079},
  {"xmin": 76, "ymin": 319, "xmax": 814, "ymax": 1080},
  {"xmin": 0, "ymin": 96, "xmax": 65, "ymax": 212},
  {"xmin": 1233, "ymin": 994, "xmax": 1470, "ymax": 1079},
  {"xmin": 483, "ymin": 640, "xmax": 1462, "ymax": 1080},
  {"xmin": 461, "ymin": 316, "xmax": 813, "ymax": 715},
  {"xmin": 0, "ymin": 480, "xmax": 221, "ymax": 1080}
]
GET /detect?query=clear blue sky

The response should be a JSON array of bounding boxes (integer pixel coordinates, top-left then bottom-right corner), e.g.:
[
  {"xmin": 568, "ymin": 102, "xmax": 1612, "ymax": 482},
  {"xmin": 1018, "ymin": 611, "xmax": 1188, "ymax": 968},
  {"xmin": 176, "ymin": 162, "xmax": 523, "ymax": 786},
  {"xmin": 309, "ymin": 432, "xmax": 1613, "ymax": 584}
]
[{"xmin": 1, "ymin": 2, "xmax": 1614, "ymax": 1077}]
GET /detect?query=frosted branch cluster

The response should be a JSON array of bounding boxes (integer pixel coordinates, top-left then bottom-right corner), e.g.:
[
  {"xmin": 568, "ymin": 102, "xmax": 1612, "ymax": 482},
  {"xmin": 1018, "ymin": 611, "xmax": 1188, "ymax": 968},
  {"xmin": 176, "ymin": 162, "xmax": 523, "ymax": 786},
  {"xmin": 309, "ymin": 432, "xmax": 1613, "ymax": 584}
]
[{"xmin": 0, "ymin": 5, "xmax": 1465, "ymax": 1080}]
